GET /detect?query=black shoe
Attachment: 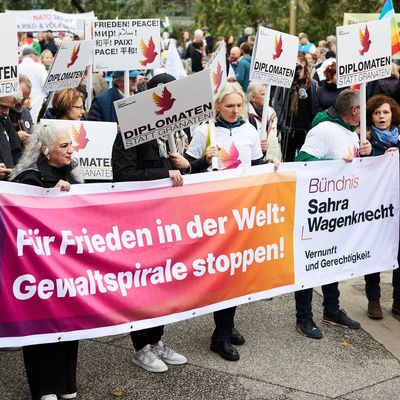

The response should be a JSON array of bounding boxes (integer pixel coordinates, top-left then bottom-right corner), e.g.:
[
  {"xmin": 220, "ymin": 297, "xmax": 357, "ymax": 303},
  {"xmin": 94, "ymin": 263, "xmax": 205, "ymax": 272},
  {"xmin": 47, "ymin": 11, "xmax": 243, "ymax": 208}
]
[
  {"xmin": 231, "ymin": 327, "xmax": 245, "ymax": 345},
  {"xmin": 323, "ymin": 309, "xmax": 360, "ymax": 329},
  {"xmin": 296, "ymin": 318, "xmax": 323, "ymax": 339},
  {"xmin": 210, "ymin": 341, "xmax": 239, "ymax": 361}
]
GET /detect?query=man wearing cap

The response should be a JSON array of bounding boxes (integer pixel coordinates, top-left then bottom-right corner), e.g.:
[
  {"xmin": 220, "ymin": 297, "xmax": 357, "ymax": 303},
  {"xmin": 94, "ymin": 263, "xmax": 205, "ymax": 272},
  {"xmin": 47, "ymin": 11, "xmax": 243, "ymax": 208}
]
[
  {"xmin": 87, "ymin": 70, "xmax": 140, "ymax": 123},
  {"xmin": 298, "ymin": 32, "xmax": 316, "ymax": 54},
  {"xmin": 18, "ymin": 47, "xmax": 47, "ymax": 123},
  {"xmin": 0, "ymin": 96, "xmax": 22, "ymax": 180}
]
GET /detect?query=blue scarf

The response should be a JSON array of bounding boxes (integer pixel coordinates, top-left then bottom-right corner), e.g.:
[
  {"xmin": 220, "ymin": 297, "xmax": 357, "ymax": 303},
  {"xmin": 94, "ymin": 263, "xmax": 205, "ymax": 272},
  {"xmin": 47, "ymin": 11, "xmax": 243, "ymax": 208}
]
[{"xmin": 371, "ymin": 125, "xmax": 399, "ymax": 147}]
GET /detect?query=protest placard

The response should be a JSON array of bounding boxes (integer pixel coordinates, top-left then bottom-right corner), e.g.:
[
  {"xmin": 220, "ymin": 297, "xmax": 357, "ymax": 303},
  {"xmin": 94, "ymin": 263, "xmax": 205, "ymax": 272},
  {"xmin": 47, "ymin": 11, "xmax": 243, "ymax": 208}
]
[
  {"xmin": 93, "ymin": 19, "xmax": 160, "ymax": 71},
  {"xmin": 115, "ymin": 69, "xmax": 214, "ymax": 149},
  {"xmin": 5, "ymin": 9, "xmax": 94, "ymax": 33},
  {"xmin": 43, "ymin": 40, "xmax": 95, "ymax": 92},
  {"xmin": 0, "ymin": 154, "xmax": 398, "ymax": 346},
  {"xmin": 0, "ymin": 14, "xmax": 18, "ymax": 97},
  {"xmin": 250, "ymin": 26, "xmax": 298, "ymax": 88},
  {"xmin": 207, "ymin": 41, "xmax": 227, "ymax": 100},
  {"xmin": 337, "ymin": 19, "xmax": 392, "ymax": 88},
  {"xmin": 41, "ymin": 119, "xmax": 117, "ymax": 180}
]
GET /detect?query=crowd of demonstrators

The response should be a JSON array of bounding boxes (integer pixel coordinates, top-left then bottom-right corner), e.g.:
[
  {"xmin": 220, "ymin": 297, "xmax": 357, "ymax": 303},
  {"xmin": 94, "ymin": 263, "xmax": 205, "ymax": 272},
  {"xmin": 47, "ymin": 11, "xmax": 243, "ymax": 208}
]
[
  {"xmin": 10, "ymin": 123, "xmax": 82, "ymax": 400},
  {"xmin": 4, "ymin": 25, "xmax": 400, "ymax": 399}
]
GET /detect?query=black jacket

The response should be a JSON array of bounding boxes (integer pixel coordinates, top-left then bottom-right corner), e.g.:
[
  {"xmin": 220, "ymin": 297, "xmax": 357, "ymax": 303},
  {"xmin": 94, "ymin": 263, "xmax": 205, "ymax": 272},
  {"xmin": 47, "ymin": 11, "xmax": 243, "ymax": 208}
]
[
  {"xmin": 0, "ymin": 117, "xmax": 22, "ymax": 169},
  {"xmin": 13, "ymin": 158, "xmax": 80, "ymax": 188},
  {"xmin": 112, "ymin": 133, "xmax": 172, "ymax": 182}
]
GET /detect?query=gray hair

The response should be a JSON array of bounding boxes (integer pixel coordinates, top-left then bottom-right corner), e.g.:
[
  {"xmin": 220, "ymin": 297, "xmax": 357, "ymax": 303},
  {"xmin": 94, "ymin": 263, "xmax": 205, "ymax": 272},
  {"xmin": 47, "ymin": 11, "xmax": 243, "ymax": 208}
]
[
  {"xmin": 335, "ymin": 89, "xmax": 360, "ymax": 117},
  {"xmin": 247, "ymin": 82, "xmax": 265, "ymax": 102},
  {"xmin": 9, "ymin": 123, "xmax": 83, "ymax": 182}
]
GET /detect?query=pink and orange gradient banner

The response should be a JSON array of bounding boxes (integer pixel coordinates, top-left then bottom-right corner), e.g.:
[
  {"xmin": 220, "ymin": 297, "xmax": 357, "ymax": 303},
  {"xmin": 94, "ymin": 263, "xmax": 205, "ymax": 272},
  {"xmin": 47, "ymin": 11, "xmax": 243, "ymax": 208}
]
[{"xmin": 0, "ymin": 170, "xmax": 296, "ymax": 346}]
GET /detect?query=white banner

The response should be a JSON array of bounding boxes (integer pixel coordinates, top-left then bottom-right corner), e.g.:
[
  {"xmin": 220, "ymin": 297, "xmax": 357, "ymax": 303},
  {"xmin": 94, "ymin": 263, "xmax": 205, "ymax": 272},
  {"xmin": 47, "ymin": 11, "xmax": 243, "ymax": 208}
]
[
  {"xmin": 43, "ymin": 40, "xmax": 95, "ymax": 92},
  {"xmin": 115, "ymin": 69, "xmax": 214, "ymax": 149},
  {"xmin": 0, "ymin": 14, "xmax": 18, "ymax": 97},
  {"xmin": 293, "ymin": 154, "xmax": 399, "ymax": 285},
  {"xmin": 41, "ymin": 119, "xmax": 117, "ymax": 180},
  {"xmin": 207, "ymin": 41, "xmax": 227, "ymax": 100},
  {"xmin": 250, "ymin": 26, "xmax": 298, "ymax": 88},
  {"xmin": 5, "ymin": 9, "xmax": 94, "ymax": 33},
  {"xmin": 337, "ymin": 19, "xmax": 392, "ymax": 88},
  {"xmin": 93, "ymin": 19, "xmax": 160, "ymax": 71}
]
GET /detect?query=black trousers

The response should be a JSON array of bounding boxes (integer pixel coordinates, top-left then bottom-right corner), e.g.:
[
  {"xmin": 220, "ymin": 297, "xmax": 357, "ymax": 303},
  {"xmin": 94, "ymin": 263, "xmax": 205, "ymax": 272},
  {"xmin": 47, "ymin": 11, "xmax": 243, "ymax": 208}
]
[
  {"xmin": 23, "ymin": 341, "xmax": 78, "ymax": 400},
  {"xmin": 212, "ymin": 307, "xmax": 236, "ymax": 342},
  {"xmin": 130, "ymin": 326, "xmax": 164, "ymax": 350}
]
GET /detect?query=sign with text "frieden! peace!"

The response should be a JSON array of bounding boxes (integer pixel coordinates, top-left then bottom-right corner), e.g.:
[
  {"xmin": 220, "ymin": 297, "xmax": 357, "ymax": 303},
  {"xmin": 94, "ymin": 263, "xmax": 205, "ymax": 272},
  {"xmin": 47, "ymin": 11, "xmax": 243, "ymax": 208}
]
[
  {"xmin": 43, "ymin": 40, "xmax": 95, "ymax": 92},
  {"xmin": 0, "ymin": 14, "xmax": 18, "ymax": 97},
  {"xmin": 115, "ymin": 69, "xmax": 214, "ymax": 149},
  {"xmin": 93, "ymin": 19, "xmax": 160, "ymax": 71},
  {"xmin": 250, "ymin": 26, "xmax": 298, "ymax": 88},
  {"xmin": 336, "ymin": 19, "xmax": 392, "ymax": 88}
]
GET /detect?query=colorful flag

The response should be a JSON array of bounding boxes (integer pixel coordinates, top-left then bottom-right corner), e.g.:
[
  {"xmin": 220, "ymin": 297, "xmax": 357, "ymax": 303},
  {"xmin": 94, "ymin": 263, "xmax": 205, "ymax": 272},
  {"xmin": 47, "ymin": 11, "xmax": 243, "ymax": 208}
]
[{"xmin": 379, "ymin": 0, "xmax": 400, "ymax": 57}]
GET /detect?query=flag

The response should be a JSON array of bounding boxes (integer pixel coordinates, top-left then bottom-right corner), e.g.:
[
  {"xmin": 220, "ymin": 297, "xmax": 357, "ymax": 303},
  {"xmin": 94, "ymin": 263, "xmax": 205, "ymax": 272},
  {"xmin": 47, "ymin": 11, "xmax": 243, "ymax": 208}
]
[
  {"xmin": 164, "ymin": 40, "xmax": 187, "ymax": 80},
  {"xmin": 379, "ymin": 0, "xmax": 400, "ymax": 57}
]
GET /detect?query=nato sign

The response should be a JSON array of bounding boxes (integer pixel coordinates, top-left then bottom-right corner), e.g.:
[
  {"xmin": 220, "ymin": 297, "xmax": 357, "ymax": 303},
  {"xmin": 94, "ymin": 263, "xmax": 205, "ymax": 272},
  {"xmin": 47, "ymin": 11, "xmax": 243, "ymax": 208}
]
[
  {"xmin": 336, "ymin": 19, "xmax": 391, "ymax": 88},
  {"xmin": 250, "ymin": 26, "xmax": 298, "ymax": 88}
]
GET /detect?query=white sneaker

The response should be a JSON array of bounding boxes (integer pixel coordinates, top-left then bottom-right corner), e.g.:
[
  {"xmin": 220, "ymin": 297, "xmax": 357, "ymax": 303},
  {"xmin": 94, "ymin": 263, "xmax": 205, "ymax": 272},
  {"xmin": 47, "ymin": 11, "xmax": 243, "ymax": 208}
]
[
  {"xmin": 132, "ymin": 344, "xmax": 168, "ymax": 373},
  {"xmin": 151, "ymin": 341, "xmax": 187, "ymax": 365},
  {"xmin": 60, "ymin": 393, "xmax": 77, "ymax": 399},
  {"xmin": 40, "ymin": 395, "xmax": 58, "ymax": 400}
]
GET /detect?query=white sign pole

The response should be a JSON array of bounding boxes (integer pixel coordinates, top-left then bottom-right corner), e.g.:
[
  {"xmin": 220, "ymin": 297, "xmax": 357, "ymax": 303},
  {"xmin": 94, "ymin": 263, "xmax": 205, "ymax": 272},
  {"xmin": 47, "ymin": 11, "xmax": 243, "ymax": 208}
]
[
  {"xmin": 168, "ymin": 133, "xmax": 177, "ymax": 153},
  {"xmin": 209, "ymin": 118, "xmax": 218, "ymax": 171},
  {"xmin": 85, "ymin": 20, "xmax": 94, "ymax": 109},
  {"xmin": 260, "ymin": 84, "xmax": 271, "ymax": 140},
  {"xmin": 124, "ymin": 71, "xmax": 129, "ymax": 97},
  {"xmin": 359, "ymin": 83, "xmax": 367, "ymax": 142}
]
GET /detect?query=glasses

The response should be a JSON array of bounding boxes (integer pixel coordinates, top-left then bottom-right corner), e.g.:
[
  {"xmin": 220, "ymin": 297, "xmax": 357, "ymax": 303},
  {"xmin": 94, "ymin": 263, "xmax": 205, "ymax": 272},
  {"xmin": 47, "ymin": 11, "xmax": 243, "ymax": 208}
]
[{"xmin": 71, "ymin": 105, "xmax": 85, "ymax": 110}]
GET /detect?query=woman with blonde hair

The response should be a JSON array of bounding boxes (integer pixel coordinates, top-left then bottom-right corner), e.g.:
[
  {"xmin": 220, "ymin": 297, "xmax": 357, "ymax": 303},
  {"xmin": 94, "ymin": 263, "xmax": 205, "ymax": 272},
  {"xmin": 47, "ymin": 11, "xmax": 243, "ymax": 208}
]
[
  {"xmin": 39, "ymin": 49, "xmax": 54, "ymax": 71},
  {"xmin": 44, "ymin": 88, "xmax": 85, "ymax": 121},
  {"xmin": 171, "ymin": 81, "xmax": 278, "ymax": 361}
]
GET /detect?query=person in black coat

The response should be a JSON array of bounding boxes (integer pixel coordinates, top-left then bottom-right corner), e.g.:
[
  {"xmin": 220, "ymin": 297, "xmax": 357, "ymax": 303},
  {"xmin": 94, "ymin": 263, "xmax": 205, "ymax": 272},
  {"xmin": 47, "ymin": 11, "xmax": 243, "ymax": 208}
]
[
  {"xmin": 10, "ymin": 123, "xmax": 82, "ymax": 400},
  {"xmin": 112, "ymin": 73, "xmax": 187, "ymax": 373},
  {"xmin": 0, "ymin": 96, "xmax": 22, "ymax": 180}
]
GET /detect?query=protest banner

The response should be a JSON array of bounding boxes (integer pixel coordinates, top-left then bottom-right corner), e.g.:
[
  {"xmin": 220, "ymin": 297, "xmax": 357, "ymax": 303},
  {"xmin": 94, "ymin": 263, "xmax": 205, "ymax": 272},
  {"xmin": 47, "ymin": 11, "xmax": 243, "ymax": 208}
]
[
  {"xmin": 93, "ymin": 19, "xmax": 160, "ymax": 71},
  {"xmin": 336, "ymin": 19, "xmax": 392, "ymax": 88},
  {"xmin": 0, "ymin": 14, "xmax": 18, "ymax": 97},
  {"xmin": 115, "ymin": 69, "xmax": 214, "ymax": 149},
  {"xmin": 41, "ymin": 119, "xmax": 117, "ymax": 180},
  {"xmin": 5, "ymin": 9, "xmax": 94, "ymax": 33},
  {"xmin": 42, "ymin": 40, "xmax": 95, "ymax": 92},
  {"xmin": 0, "ymin": 154, "xmax": 398, "ymax": 347}
]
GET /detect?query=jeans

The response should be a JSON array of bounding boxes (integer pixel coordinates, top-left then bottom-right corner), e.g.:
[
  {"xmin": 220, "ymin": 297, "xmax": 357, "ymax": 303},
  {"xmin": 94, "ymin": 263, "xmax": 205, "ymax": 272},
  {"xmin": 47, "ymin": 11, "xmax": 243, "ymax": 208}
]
[{"xmin": 295, "ymin": 282, "xmax": 340, "ymax": 320}]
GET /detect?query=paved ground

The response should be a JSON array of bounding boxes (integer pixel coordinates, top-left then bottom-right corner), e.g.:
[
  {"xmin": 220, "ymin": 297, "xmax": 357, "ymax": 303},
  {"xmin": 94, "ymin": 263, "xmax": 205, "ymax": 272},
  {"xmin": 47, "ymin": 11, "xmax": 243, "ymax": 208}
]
[{"xmin": 0, "ymin": 273, "xmax": 399, "ymax": 400}]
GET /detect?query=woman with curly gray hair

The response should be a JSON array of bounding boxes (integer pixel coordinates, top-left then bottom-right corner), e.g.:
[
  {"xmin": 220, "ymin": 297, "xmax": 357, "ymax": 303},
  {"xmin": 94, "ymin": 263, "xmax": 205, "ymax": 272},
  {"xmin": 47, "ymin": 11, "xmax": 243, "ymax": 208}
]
[{"xmin": 10, "ymin": 122, "xmax": 81, "ymax": 400}]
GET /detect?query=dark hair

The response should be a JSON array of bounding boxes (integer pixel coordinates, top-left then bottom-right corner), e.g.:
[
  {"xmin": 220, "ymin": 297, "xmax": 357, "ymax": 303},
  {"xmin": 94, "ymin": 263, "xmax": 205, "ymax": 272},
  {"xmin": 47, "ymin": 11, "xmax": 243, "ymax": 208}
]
[
  {"xmin": 240, "ymin": 42, "xmax": 251, "ymax": 55},
  {"xmin": 366, "ymin": 94, "xmax": 400, "ymax": 127},
  {"xmin": 324, "ymin": 62, "xmax": 336, "ymax": 82},
  {"xmin": 193, "ymin": 40, "xmax": 204, "ymax": 50}
]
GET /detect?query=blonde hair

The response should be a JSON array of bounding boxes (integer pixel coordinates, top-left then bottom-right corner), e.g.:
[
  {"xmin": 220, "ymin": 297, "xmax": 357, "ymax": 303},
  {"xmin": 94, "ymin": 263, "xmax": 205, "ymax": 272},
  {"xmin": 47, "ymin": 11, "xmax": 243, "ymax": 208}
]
[
  {"xmin": 52, "ymin": 88, "xmax": 84, "ymax": 119},
  {"xmin": 215, "ymin": 81, "xmax": 248, "ymax": 119}
]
